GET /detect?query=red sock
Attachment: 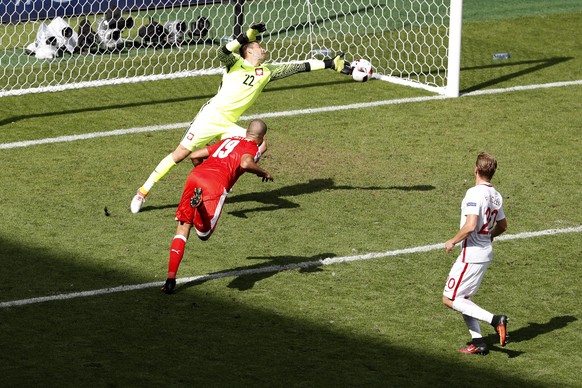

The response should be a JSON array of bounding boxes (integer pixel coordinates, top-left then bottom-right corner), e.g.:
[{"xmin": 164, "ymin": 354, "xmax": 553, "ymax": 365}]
[{"xmin": 167, "ymin": 235, "xmax": 187, "ymax": 278}]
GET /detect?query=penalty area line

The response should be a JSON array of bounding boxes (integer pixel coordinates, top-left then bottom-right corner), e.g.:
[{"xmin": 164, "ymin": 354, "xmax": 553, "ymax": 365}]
[{"xmin": 1, "ymin": 225, "xmax": 580, "ymax": 309}]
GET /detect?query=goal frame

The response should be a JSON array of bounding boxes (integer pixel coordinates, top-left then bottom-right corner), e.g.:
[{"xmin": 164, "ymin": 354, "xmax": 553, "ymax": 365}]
[{"xmin": 0, "ymin": 0, "xmax": 463, "ymax": 98}]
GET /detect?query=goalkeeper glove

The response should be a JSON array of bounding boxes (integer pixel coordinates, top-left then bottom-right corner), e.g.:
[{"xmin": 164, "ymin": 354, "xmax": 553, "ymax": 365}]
[
  {"xmin": 324, "ymin": 53, "xmax": 353, "ymax": 75},
  {"xmin": 246, "ymin": 22, "xmax": 266, "ymax": 42}
]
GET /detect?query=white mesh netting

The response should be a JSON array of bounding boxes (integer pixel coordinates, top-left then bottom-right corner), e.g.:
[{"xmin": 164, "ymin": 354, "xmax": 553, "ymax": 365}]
[{"xmin": 0, "ymin": 0, "xmax": 457, "ymax": 97}]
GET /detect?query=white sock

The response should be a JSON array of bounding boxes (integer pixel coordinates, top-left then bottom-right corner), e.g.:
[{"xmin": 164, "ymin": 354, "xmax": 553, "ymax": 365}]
[
  {"xmin": 452, "ymin": 298, "xmax": 494, "ymax": 324},
  {"xmin": 463, "ymin": 314, "xmax": 482, "ymax": 338}
]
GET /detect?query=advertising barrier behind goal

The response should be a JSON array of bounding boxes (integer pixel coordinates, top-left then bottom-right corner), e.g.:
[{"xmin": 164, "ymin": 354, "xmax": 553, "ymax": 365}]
[
  {"xmin": 0, "ymin": 0, "xmax": 222, "ymax": 23},
  {"xmin": 0, "ymin": 0, "xmax": 462, "ymax": 97}
]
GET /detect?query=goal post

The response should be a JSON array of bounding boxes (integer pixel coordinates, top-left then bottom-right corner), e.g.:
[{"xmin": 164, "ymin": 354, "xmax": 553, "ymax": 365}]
[
  {"xmin": 370, "ymin": 0, "xmax": 462, "ymax": 97},
  {"xmin": 0, "ymin": 0, "xmax": 462, "ymax": 98},
  {"xmin": 446, "ymin": 0, "xmax": 463, "ymax": 97}
]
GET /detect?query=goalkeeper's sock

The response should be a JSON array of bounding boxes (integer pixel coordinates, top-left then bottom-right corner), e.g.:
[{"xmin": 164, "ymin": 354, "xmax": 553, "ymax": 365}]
[
  {"xmin": 167, "ymin": 235, "xmax": 187, "ymax": 278},
  {"xmin": 136, "ymin": 187, "xmax": 148, "ymax": 197},
  {"xmin": 142, "ymin": 153, "xmax": 177, "ymax": 193},
  {"xmin": 307, "ymin": 59, "xmax": 326, "ymax": 71}
]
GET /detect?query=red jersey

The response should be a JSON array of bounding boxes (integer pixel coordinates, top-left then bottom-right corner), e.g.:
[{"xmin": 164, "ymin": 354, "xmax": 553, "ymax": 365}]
[
  {"xmin": 196, "ymin": 136, "xmax": 260, "ymax": 193},
  {"xmin": 175, "ymin": 136, "xmax": 260, "ymax": 232}
]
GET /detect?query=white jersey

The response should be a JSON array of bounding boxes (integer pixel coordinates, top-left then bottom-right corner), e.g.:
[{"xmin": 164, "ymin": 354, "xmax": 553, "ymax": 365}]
[{"xmin": 458, "ymin": 183, "xmax": 505, "ymax": 263}]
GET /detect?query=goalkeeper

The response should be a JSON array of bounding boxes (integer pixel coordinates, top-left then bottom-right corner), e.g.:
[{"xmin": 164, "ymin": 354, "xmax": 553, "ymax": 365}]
[{"xmin": 131, "ymin": 22, "xmax": 351, "ymax": 213}]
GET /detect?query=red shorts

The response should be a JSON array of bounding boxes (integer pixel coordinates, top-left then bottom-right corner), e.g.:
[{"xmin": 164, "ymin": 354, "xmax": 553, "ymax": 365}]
[{"xmin": 175, "ymin": 172, "xmax": 228, "ymax": 240}]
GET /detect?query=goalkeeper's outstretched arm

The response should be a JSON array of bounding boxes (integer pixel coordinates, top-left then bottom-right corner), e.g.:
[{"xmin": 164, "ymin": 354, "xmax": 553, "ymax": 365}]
[
  {"xmin": 270, "ymin": 53, "xmax": 352, "ymax": 81},
  {"xmin": 217, "ymin": 21, "xmax": 352, "ymax": 78}
]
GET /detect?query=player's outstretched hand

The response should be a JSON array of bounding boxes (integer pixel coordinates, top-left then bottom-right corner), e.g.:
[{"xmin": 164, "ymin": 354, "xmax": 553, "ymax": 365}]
[
  {"xmin": 329, "ymin": 52, "xmax": 353, "ymax": 75},
  {"xmin": 261, "ymin": 172, "xmax": 273, "ymax": 182},
  {"xmin": 340, "ymin": 59, "xmax": 353, "ymax": 75},
  {"xmin": 331, "ymin": 52, "xmax": 345, "ymax": 72},
  {"xmin": 247, "ymin": 23, "xmax": 266, "ymax": 41},
  {"xmin": 250, "ymin": 23, "xmax": 266, "ymax": 33}
]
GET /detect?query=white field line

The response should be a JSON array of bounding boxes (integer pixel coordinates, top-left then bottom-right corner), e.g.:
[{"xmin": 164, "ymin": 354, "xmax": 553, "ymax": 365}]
[
  {"xmin": 1, "ymin": 225, "xmax": 580, "ymax": 309},
  {"xmin": 462, "ymin": 79, "xmax": 582, "ymax": 96},
  {"xmin": 1, "ymin": 80, "xmax": 581, "ymax": 150}
]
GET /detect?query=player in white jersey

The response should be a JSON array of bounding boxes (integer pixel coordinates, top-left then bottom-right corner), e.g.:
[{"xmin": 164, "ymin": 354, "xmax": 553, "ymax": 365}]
[
  {"xmin": 130, "ymin": 22, "xmax": 352, "ymax": 213},
  {"xmin": 442, "ymin": 152, "xmax": 509, "ymax": 355}
]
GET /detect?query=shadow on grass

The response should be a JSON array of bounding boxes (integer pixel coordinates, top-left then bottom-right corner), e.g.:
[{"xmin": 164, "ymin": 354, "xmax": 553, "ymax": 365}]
[
  {"xmin": 0, "ymin": 235, "xmax": 558, "ymax": 387},
  {"xmin": 0, "ymin": 79, "xmax": 350, "ymax": 127},
  {"xmin": 486, "ymin": 315, "xmax": 577, "ymax": 358},
  {"xmin": 179, "ymin": 252, "xmax": 333, "ymax": 292},
  {"xmin": 227, "ymin": 178, "xmax": 434, "ymax": 218},
  {"xmin": 139, "ymin": 178, "xmax": 435, "ymax": 215},
  {"xmin": 461, "ymin": 57, "xmax": 573, "ymax": 94}
]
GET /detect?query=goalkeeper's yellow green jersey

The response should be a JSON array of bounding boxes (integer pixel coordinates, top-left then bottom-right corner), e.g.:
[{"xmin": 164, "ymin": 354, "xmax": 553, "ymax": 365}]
[
  {"xmin": 206, "ymin": 55, "xmax": 272, "ymax": 122},
  {"xmin": 205, "ymin": 49, "xmax": 314, "ymax": 122}
]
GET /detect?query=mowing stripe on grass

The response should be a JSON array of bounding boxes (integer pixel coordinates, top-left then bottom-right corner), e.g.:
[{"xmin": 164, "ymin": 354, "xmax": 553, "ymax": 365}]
[
  {"xmin": 1, "ymin": 80, "xmax": 581, "ymax": 150},
  {"xmin": 1, "ymin": 225, "xmax": 580, "ymax": 308}
]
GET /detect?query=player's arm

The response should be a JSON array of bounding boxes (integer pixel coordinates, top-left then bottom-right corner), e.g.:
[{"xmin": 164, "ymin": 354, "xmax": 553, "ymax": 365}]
[
  {"xmin": 269, "ymin": 53, "xmax": 352, "ymax": 81},
  {"xmin": 217, "ymin": 37, "xmax": 241, "ymax": 69},
  {"xmin": 257, "ymin": 137, "xmax": 267, "ymax": 158},
  {"xmin": 240, "ymin": 154, "xmax": 273, "ymax": 182},
  {"xmin": 218, "ymin": 22, "xmax": 266, "ymax": 68},
  {"xmin": 189, "ymin": 146, "xmax": 211, "ymax": 167},
  {"xmin": 445, "ymin": 214, "xmax": 478, "ymax": 254},
  {"xmin": 490, "ymin": 217, "xmax": 507, "ymax": 241}
]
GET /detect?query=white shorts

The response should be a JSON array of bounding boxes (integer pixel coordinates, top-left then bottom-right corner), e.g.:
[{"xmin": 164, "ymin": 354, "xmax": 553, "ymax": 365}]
[
  {"xmin": 443, "ymin": 259, "xmax": 490, "ymax": 301},
  {"xmin": 180, "ymin": 107, "xmax": 246, "ymax": 151}
]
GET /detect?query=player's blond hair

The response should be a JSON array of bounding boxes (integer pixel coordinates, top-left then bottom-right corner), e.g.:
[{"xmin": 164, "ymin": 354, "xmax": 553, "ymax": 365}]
[{"xmin": 476, "ymin": 152, "xmax": 497, "ymax": 180}]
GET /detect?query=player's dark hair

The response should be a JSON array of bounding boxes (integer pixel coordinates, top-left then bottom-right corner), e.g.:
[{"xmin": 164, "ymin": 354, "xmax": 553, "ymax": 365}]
[
  {"xmin": 476, "ymin": 152, "xmax": 497, "ymax": 180},
  {"xmin": 239, "ymin": 41, "xmax": 257, "ymax": 58}
]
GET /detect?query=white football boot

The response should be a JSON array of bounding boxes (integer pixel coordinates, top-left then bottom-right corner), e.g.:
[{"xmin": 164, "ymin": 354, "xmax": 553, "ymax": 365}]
[{"xmin": 130, "ymin": 191, "xmax": 146, "ymax": 214}]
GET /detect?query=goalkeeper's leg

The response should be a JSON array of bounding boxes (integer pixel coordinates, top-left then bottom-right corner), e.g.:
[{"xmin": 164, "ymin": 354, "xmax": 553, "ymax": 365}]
[
  {"xmin": 131, "ymin": 112, "xmax": 218, "ymax": 214},
  {"xmin": 131, "ymin": 112, "xmax": 238, "ymax": 214},
  {"xmin": 141, "ymin": 149, "xmax": 189, "ymax": 194},
  {"xmin": 131, "ymin": 145, "xmax": 191, "ymax": 213},
  {"xmin": 141, "ymin": 153, "xmax": 177, "ymax": 193}
]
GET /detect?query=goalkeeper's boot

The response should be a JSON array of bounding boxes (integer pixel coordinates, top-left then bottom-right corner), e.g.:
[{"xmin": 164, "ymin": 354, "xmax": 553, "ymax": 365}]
[
  {"xmin": 190, "ymin": 187, "xmax": 203, "ymax": 208},
  {"xmin": 161, "ymin": 278, "xmax": 176, "ymax": 294},
  {"xmin": 130, "ymin": 189, "xmax": 147, "ymax": 214},
  {"xmin": 493, "ymin": 315, "xmax": 509, "ymax": 347},
  {"xmin": 458, "ymin": 341, "xmax": 489, "ymax": 356}
]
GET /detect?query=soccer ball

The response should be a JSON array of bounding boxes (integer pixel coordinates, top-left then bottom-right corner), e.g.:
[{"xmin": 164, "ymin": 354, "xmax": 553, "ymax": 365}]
[{"xmin": 351, "ymin": 59, "xmax": 373, "ymax": 82}]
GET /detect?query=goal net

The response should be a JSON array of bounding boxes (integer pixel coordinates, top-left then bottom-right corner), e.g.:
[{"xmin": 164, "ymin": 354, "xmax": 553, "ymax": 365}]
[{"xmin": 0, "ymin": 0, "xmax": 462, "ymax": 97}]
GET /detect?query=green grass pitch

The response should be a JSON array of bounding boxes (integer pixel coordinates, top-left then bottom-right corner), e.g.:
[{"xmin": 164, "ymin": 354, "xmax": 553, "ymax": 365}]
[{"xmin": 0, "ymin": 1, "xmax": 581, "ymax": 386}]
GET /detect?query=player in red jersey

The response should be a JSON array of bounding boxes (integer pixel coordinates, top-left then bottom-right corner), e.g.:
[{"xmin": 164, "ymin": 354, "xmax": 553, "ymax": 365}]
[
  {"xmin": 130, "ymin": 22, "xmax": 351, "ymax": 214},
  {"xmin": 161, "ymin": 119, "xmax": 273, "ymax": 294}
]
